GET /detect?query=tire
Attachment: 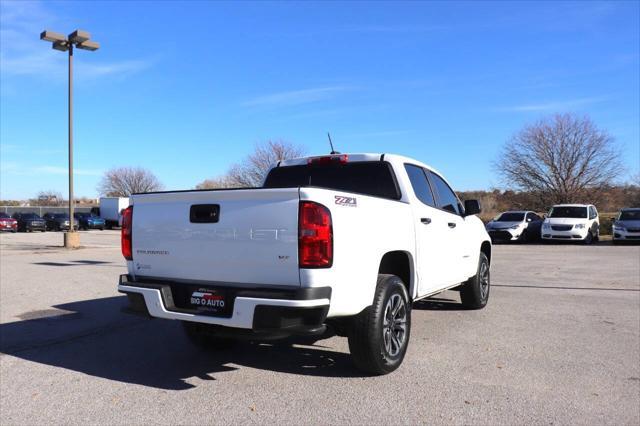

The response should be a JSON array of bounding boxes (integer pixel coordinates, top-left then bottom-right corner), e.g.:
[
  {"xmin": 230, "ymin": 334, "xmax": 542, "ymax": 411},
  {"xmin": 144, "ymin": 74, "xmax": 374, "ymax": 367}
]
[
  {"xmin": 182, "ymin": 321, "xmax": 236, "ymax": 350},
  {"xmin": 347, "ymin": 274, "xmax": 411, "ymax": 375},
  {"xmin": 584, "ymin": 231, "xmax": 594, "ymax": 245},
  {"xmin": 460, "ymin": 252, "xmax": 490, "ymax": 310}
]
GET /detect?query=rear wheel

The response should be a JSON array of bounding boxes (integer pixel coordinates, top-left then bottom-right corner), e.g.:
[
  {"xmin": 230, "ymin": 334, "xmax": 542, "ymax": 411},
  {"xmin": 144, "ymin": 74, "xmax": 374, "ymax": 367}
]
[
  {"xmin": 182, "ymin": 321, "xmax": 236, "ymax": 350},
  {"xmin": 460, "ymin": 252, "xmax": 490, "ymax": 309},
  {"xmin": 347, "ymin": 274, "xmax": 411, "ymax": 375}
]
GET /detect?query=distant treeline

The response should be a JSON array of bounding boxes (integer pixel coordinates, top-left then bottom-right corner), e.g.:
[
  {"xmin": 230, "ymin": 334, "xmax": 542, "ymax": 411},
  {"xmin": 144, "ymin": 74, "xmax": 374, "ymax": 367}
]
[{"xmin": 458, "ymin": 184, "xmax": 640, "ymax": 217}]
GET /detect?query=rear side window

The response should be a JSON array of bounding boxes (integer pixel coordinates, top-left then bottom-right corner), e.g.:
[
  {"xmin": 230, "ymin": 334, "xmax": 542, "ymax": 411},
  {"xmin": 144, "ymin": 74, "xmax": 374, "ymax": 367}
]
[
  {"xmin": 428, "ymin": 171, "xmax": 462, "ymax": 215},
  {"xmin": 404, "ymin": 164, "xmax": 436, "ymax": 207},
  {"xmin": 264, "ymin": 162, "xmax": 401, "ymax": 200}
]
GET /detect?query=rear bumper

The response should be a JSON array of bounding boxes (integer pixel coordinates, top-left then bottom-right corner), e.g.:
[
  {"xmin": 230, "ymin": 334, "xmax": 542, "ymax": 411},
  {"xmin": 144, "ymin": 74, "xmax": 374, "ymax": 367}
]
[{"xmin": 118, "ymin": 275, "xmax": 331, "ymax": 335}]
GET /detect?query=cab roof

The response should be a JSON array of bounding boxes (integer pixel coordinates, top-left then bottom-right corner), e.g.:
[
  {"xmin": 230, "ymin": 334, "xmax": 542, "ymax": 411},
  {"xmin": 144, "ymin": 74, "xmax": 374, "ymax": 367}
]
[{"xmin": 277, "ymin": 152, "xmax": 444, "ymax": 177}]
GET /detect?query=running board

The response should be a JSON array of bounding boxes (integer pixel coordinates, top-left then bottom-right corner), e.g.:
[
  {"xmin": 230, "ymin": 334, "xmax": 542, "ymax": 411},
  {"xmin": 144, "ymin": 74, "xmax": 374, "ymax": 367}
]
[{"xmin": 412, "ymin": 282, "xmax": 466, "ymax": 303}]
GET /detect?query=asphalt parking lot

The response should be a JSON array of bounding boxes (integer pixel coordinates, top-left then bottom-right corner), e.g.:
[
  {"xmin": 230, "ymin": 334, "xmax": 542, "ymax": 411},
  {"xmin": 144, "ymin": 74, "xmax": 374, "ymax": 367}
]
[{"xmin": 0, "ymin": 231, "xmax": 638, "ymax": 425}]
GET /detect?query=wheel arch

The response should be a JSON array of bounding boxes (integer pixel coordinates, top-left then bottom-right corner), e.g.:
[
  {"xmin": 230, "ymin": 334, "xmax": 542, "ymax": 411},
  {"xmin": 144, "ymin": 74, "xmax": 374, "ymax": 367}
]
[
  {"xmin": 481, "ymin": 240, "xmax": 492, "ymax": 265},
  {"xmin": 378, "ymin": 250, "xmax": 415, "ymax": 299}
]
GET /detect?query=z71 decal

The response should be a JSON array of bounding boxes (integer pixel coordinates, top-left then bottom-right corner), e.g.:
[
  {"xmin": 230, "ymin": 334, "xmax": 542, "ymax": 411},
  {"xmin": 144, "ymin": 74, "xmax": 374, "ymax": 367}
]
[{"xmin": 335, "ymin": 195, "xmax": 357, "ymax": 207}]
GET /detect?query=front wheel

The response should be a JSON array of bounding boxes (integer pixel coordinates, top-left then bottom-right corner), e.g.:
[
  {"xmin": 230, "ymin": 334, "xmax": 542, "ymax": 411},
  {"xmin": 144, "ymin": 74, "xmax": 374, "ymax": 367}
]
[
  {"xmin": 584, "ymin": 231, "xmax": 594, "ymax": 245},
  {"xmin": 347, "ymin": 274, "xmax": 411, "ymax": 375},
  {"xmin": 460, "ymin": 252, "xmax": 490, "ymax": 309}
]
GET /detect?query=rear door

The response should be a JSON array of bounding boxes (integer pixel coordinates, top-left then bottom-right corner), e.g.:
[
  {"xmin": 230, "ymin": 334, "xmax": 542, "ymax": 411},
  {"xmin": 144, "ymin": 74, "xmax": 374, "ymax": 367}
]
[{"xmin": 130, "ymin": 188, "xmax": 301, "ymax": 286}]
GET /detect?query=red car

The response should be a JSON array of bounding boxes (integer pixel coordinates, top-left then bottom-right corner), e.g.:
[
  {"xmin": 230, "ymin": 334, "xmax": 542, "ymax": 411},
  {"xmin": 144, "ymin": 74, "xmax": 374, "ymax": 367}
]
[{"xmin": 0, "ymin": 212, "xmax": 18, "ymax": 233}]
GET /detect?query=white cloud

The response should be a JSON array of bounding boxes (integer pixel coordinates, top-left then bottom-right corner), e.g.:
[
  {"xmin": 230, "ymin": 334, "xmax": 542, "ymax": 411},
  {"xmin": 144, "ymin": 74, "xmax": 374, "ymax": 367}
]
[
  {"xmin": 1, "ymin": 163, "xmax": 102, "ymax": 176},
  {"xmin": 342, "ymin": 130, "xmax": 410, "ymax": 139},
  {"xmin": 241, "ymin": 86, "xmax": 351, "ymax": 108},
  {"xmin": 0, "ymin": 1, "xmax": 152, "ymax": 81},
  {"xmin": 33, "ymin": 166, "xmax": 102, "ymax": 176},
  {"xmin": 337, "ymin": 25, "xmax": 449, "ymax": 34},
  {"xmin": 497, "ymin": 96, "xmax": 608, "ymax": 112}
]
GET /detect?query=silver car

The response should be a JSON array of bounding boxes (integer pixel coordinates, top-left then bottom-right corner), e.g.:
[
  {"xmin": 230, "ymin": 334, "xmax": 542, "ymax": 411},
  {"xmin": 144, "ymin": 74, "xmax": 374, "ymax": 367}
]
[
  {"xmin": 485, "ymin": 210, "xmax": 543, "ymax": 243},
  {"xmin": 612, "ymin": 208, "xmax": 640, "ymax": 244}
]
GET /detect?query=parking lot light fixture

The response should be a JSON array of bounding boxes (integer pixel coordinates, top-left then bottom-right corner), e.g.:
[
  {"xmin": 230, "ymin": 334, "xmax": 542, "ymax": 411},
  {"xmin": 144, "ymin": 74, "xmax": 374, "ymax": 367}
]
[{"xmin": 40, "ymin": 29, "xmax": 99, "ymax": 248}]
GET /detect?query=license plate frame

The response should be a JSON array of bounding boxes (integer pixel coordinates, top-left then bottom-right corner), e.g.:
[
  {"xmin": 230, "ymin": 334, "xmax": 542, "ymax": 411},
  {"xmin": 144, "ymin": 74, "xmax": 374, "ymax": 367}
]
[{"xmin": 187, "ymin": 287, "xmax": 232, "ymax": 317}]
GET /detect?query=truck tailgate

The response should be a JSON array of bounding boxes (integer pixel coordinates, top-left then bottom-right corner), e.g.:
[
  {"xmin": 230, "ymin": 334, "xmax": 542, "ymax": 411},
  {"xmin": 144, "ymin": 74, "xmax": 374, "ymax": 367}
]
[{"xmin": 130, "ymin": 188, "xmax": 300, "ymax": 286}]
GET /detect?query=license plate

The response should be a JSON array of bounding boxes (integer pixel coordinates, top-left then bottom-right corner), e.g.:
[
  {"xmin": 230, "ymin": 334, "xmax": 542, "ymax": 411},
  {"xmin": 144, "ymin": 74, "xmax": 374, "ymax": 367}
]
[{"xmin": 189, "ymin": 288, "xmax": 228, "ymax": 315}]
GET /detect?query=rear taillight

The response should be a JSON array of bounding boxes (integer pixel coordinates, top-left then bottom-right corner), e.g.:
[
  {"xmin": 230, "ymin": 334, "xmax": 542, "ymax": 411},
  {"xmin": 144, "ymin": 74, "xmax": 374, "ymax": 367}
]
[
  {"xmin": 121, "ymin": 206, "xmax": 133, "ymax": 260},
  {"xmin": 299, "ymin": 201, "xmax": 333, "ymax": 268}
]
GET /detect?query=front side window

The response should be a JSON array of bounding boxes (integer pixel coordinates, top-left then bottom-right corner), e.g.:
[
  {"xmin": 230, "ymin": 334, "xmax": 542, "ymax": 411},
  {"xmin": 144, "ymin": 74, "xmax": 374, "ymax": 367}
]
[
  {"xmin": 428, "ymin": 172, "xmax": 461, "ymax": 215},
  {"xmin": 404, "ymin": 164, "xmax": 436, "ymax": 207}
]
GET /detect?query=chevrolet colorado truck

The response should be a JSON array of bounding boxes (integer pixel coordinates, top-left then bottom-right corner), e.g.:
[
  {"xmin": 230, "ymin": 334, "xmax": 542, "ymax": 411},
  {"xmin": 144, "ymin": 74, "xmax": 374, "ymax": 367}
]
[{"xmin": 118, "ymin": 153, "xmax": 492, "ymax": 374}]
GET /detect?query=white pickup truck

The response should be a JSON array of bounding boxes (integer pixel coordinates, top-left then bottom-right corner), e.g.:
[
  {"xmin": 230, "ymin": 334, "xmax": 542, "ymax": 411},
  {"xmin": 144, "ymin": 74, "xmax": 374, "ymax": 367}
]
[{"xmin": 118, "ymin": 153, "xmax": 492, "ymax": 374}]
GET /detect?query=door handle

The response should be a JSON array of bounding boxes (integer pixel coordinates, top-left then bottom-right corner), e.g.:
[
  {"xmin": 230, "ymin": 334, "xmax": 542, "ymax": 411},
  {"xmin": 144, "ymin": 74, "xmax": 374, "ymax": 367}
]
[
  {"xmin": 448, "ymin": 222, "xmax": 457, "ymax": 228},
  {"xmin": 420, "ymin": 218, "xmax": 431, "ymax": 225}
]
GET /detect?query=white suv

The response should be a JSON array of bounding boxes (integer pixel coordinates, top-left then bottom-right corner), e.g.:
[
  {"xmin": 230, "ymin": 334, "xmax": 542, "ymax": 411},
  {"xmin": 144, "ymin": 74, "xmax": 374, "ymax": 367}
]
[{"xmin": 541, "ymin": 204, "xmax": 599, "ymax": 244}]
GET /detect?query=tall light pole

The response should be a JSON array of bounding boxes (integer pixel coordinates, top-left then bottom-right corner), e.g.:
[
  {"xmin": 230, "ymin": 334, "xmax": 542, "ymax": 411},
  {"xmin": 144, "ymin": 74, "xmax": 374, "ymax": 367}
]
[{"xmin": 40, "ymin": 30, "xmax": 99, "ymax": 248}]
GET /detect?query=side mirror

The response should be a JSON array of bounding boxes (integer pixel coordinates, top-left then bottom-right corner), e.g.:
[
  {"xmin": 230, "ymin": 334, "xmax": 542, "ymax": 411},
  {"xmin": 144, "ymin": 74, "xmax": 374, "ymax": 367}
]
[{"xmin": 463, "ymin": 199, "xmax": 481, "ymax": 216}]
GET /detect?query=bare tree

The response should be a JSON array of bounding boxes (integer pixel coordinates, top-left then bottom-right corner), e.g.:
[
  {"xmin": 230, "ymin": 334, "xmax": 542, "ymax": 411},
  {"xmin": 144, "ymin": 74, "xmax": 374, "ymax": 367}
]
[
  {"xmin": 495, "ymin": 114, "xmax": 624, "ymax": 207},
  {"xmin": 195, "ymin": 175, "xmax": 237, "ymax": 190},
  {"xmin": 227, "ymin": 140, "xmax": 306, "ymax": 187},
  {"xmin": 196, "ymin": 140, "xmax": 306, "ymax": 189},
  {"xmin": 98, "ymin": 167, "xmax": 163, "ymax": 196}
]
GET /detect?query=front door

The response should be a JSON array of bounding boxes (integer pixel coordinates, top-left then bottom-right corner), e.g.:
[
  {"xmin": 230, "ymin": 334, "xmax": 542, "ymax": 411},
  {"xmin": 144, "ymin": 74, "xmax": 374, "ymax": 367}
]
[
  {"xmin": 427, "ymin": 170, "xmax": 471, "ymax": 285},
  {"xmin": 404, "ymin": 164, "xmax": 450, "ymax": 297}
]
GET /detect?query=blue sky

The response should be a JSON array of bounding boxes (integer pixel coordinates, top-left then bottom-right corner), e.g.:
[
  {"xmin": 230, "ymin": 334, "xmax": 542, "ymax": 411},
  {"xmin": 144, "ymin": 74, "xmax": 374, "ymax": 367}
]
[{"xmin": 1, "ymin": 0, "xmax": 639, "ymax": 200}]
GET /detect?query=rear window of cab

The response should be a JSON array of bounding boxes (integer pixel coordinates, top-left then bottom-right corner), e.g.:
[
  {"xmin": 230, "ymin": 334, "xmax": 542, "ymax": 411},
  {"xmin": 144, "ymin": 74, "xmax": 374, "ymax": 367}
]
[{"xmin": 263, "ymin": 161, "xmax": 401, "ymax": 200}]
